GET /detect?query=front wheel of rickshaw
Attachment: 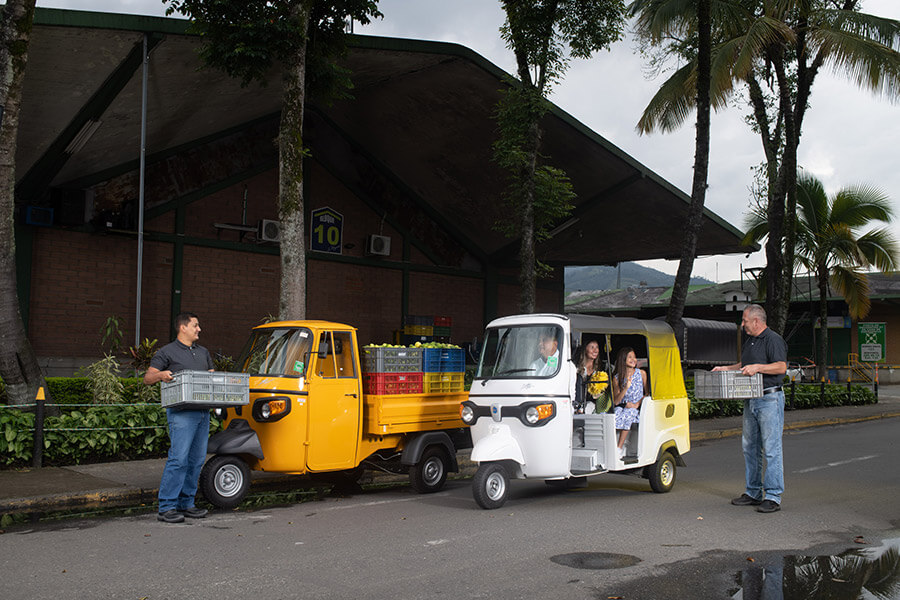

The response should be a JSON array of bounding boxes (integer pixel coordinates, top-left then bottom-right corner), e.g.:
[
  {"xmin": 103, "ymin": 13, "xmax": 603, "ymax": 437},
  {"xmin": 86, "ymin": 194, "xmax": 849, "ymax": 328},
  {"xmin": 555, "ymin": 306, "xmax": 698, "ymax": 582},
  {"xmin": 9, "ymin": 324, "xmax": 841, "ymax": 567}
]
[
  {"xmin": 648, "ymin": 451, "xmax": 676, "ymax": 493},
  {"xmin": 200, "ymin": 454, "xmax": 251, "ymax": 509},
  {"xmin": 473, "ymin": 462, "xmax": 509, "ymax": 510}
]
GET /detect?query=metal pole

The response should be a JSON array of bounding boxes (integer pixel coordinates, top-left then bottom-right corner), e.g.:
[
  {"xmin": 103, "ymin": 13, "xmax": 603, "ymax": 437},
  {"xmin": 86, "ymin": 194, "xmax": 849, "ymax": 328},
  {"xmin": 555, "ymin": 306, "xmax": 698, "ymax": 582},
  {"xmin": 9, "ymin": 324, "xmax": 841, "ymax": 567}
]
[
  {"xmin": 32, "ymin": 395, "xmax": 44, "ymax": 469},
  {"xmin": 136, "ymin": 34, "xmax": 149, "ymax": 348}
]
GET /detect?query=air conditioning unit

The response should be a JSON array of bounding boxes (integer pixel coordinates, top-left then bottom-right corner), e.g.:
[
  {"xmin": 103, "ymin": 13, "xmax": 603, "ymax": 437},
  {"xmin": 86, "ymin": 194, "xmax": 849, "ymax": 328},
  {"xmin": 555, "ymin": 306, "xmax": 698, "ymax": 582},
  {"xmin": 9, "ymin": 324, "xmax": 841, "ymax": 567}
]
[
  {"xmin": 366, "ymin": 234, "xmax": 391, "ymax": 256},
  {"xmin": 258, "ymin": 219, "xmax": 281, "ymax": 243}
]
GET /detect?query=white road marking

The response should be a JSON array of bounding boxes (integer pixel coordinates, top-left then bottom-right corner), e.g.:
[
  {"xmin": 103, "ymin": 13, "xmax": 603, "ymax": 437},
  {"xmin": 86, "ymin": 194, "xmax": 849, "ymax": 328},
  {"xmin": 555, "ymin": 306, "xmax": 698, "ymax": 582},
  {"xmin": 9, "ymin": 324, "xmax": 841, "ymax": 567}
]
[
  {"xmin": 794, "ymin": 454, "xmax": 879, "ymax": 473},
  {"xmin": 425, "ymin": 539, "xmax": 449, "ymax": 546},
  {"xmin": 313, "ymin": 492, "xmax": 450, "ymax": 512}
]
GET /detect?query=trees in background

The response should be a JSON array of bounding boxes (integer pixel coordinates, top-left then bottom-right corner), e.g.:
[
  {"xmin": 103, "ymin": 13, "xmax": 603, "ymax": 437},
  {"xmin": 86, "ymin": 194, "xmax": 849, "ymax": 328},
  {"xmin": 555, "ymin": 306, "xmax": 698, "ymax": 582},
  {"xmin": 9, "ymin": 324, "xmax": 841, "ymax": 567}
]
[
  {"xmin": 0, "ymin": 0, "xmax": 42, "ymax": 405},
  {"xmin": 164, "ymin": 0, "xmax": 381, "ymax": 319},
  {"xmin": 745, "ymin": 171, "xmax": 897, "ymax": 379},
  {"xmin": 495, "ymin": 0, "xmax": 626, "ymax": 312}
]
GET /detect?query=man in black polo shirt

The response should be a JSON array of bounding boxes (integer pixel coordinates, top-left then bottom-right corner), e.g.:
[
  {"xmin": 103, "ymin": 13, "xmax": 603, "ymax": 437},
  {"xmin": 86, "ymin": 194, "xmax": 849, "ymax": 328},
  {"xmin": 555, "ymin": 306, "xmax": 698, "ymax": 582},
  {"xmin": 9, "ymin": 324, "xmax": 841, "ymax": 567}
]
[
  {"xmin": 144, "ymin": 312, "xmax": 215, "ymax": 523},
  {"xmin": 713, "ymin": 304, "xmax": 787, "ymax": 513}
]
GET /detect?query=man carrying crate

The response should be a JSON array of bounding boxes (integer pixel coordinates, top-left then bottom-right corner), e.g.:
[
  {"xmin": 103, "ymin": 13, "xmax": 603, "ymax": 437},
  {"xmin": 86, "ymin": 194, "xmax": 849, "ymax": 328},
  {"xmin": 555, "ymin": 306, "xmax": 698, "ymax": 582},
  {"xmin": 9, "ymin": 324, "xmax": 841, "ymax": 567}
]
[
  {"xmin": 144, "ymin": 312, "xmax": 215, "ymax": 523},
  {"xmin": 713, "ymin": 304, "xmax": 787, "ymax": 514}
]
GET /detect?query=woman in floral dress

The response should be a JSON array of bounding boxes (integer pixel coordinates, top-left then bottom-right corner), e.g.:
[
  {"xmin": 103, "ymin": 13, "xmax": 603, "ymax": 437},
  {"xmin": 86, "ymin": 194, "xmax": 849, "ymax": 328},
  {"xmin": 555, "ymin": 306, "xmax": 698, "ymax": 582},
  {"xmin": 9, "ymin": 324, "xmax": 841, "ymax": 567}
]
[{"xmin": 611, "ymin": 347, "xmax": 648, "ymax": 458}]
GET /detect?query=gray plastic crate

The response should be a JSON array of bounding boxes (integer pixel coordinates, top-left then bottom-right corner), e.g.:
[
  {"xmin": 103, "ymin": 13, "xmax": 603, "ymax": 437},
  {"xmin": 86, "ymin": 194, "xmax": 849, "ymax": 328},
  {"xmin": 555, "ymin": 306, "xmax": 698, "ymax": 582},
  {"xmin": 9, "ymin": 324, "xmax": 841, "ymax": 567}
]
[
  {"xmin": 693, "ymin": 371, "xmax": 763, "ymax": 399},
  {"xmin": 362, "ymin": 347, "xmax": 423, "ymax": 373},
  {"xmin": 160, "ymin": 370, "xmax": 250, "ymax": 409}
]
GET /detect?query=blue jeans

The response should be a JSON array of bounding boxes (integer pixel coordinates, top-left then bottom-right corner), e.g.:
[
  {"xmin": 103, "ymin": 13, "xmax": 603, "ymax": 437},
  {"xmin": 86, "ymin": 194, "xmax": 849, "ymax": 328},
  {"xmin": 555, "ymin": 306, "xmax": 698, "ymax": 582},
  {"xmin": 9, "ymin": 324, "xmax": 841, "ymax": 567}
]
[
  {"xmin": 158, "ymin": 408, "xmax": 209, "ymax": 513},
  {"xmin": 742, "ymin": 390, "xmax": 785, "ymax": 504}
]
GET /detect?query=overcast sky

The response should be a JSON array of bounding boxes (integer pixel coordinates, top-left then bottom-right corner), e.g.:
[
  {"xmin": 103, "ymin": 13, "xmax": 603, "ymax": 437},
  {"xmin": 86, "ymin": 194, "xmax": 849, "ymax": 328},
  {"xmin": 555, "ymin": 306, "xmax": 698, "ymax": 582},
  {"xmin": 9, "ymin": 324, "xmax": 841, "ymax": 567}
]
[{"xmin": 37, "ymin": 0, "xmax": 900, "ymax": 284}]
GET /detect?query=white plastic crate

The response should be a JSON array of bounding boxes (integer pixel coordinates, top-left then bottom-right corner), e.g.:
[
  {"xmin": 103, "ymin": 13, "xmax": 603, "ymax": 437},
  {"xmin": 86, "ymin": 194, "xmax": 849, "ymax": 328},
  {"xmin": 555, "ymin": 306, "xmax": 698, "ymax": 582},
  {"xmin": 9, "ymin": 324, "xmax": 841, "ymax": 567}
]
[
  {"xmin": 160, "ymin": 370, "xmax": 250, "ymax": 409},
  {"xmin": 693, "ymin": 371, "xmax": 763, "ymax": 399}
]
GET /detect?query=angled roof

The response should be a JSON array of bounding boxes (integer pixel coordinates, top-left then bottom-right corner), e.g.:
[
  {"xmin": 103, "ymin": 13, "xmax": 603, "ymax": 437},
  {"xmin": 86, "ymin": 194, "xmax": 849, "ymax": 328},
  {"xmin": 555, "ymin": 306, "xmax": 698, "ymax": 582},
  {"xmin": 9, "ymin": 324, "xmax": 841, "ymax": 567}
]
[{"xmin": 18, "ymin": 8, "xmax": 755, "ymax": 268}]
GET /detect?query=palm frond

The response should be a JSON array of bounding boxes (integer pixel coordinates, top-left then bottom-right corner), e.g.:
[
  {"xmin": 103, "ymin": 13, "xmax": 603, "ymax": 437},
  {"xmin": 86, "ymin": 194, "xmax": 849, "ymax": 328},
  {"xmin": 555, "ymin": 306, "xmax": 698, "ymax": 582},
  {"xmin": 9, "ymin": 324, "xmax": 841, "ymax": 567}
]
[
  {"xmin": 856, "ymin": 227, "xmax": 900, "ymax": 272},
  {"xmin": 808, "ymin": 26, "xmax": 900, "ymax": 98},
  {"xmin": 637, "ymin": 61, "xmax": 695, "ymax": 133},
  {"xmin": 730, "ymin": 16, "xmax": 795, "ymax": 80},
  {"xmin": 829, "ymin": 184, "xmax": 894, "ymax": 227},
  {"xmin": 830, "ymin": 265, "xmax": 871, "ymax": 319}
]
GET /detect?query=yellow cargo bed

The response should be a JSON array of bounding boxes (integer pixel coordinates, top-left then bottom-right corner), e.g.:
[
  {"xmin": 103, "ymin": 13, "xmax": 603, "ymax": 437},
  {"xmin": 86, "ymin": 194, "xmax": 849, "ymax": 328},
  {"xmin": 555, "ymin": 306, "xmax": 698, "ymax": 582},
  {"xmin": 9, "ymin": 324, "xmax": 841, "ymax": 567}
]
[{"xmin": 364, "ymin": 392, "xmax": 468, "ymax": 435}]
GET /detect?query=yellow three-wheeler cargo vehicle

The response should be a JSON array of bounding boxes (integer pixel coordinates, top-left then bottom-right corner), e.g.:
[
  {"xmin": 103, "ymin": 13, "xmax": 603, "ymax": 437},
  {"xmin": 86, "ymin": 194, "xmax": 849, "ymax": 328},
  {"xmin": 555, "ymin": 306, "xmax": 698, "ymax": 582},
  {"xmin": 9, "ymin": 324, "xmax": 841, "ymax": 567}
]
[{"xmin": 201, "ymin": 320, "xmax": 471, "ymax": 508}]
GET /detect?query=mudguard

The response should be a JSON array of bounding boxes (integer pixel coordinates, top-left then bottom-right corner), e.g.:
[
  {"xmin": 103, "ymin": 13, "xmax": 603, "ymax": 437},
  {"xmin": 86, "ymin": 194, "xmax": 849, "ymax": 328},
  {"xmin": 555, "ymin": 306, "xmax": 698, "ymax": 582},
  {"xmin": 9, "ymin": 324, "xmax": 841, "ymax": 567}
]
[
  {"xmin": 400, "ymin": 431, "xmax": 459, "ymax": 472},
  {"xmin": 207, "ymin": 418, "xmax": 264, "ymax": 460},
  {"xmin": 470, "ymin": 423, "xmax": 525, "ymax": 464}
]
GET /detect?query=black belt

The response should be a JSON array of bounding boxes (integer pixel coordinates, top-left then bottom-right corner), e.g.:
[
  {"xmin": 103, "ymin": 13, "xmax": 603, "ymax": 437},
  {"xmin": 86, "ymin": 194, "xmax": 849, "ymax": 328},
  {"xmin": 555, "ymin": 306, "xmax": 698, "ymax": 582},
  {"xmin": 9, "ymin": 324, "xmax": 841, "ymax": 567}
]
[{"xmin": 762, "ymin": 386, "xmax": 782, "ymax": 395}]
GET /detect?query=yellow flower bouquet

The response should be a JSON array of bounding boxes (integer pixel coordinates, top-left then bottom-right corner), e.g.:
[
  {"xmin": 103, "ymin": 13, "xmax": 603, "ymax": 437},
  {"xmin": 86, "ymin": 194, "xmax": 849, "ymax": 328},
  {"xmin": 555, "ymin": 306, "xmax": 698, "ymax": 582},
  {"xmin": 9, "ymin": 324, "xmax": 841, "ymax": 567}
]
[{"xmin": 587, "ymin": 370, "xmax": 612, "ymax": 413}]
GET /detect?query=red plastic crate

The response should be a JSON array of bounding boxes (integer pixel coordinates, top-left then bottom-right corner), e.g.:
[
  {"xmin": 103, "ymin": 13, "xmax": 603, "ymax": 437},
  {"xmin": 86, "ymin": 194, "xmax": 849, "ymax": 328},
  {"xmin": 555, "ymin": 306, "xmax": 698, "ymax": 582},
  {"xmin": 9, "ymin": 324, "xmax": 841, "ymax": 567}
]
[
  {"xmin": 363, "ymin": 372, "xmax": 424, "ymax": 395},
  {"xmin": 433, "ymin": 316, "xmax": 452, "ymax": 327}
]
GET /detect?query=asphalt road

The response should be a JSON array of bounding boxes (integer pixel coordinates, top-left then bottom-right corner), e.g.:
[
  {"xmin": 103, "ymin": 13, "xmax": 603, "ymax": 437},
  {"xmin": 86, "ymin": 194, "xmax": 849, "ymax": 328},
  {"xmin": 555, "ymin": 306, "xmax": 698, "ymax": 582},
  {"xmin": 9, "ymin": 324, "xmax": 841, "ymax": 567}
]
[{"xmin": 2, "ymin": 418, "xmax": 898, "ymax": 600}]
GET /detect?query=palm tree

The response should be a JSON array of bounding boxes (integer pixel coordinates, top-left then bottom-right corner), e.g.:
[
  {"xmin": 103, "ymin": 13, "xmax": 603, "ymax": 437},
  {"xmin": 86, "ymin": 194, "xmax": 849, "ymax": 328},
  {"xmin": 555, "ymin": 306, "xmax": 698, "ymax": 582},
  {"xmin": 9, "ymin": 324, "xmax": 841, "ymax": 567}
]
[
  {"xmin": 631, "ymin": 0, "xmax": 900, "ymax": 334},
  {"xmin": 628, "ymin": 0, "xmax": 715, "ymax": 333},
  {"xmin": 744, "ymin": 171, "xmax": 898, "ymax": 380}
]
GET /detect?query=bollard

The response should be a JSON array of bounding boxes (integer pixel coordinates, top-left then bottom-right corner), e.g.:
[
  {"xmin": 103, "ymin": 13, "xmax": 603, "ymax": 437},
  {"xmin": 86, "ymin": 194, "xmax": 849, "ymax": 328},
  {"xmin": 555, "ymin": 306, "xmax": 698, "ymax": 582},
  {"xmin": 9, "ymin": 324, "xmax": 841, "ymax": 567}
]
[
  {"xmin": 847, "ymin": 381, "xmax": 852, "ymax": 405},
  {"xmin": 33, "ymin": 386, "xmax": 45, "ymax": 469},
  {"xmin": 819, "ymin": 381, "xmax": 825, "ymax": 407}
]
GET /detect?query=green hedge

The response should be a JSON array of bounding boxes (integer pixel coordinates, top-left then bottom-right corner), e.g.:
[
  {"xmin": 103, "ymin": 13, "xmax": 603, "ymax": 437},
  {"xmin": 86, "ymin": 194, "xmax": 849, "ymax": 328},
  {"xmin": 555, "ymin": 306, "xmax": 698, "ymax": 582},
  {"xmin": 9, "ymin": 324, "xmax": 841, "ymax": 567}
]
[
  {"xmin": 1, "ymin": 377, "xmax": 159, "ymax": 405},
  {"xmin": 0, "ymin": 376, "xmax": 222, "ymax": 468},
  {"xmin": 686, "ymin": 379, "xmax": 877, "ymax": 419}
]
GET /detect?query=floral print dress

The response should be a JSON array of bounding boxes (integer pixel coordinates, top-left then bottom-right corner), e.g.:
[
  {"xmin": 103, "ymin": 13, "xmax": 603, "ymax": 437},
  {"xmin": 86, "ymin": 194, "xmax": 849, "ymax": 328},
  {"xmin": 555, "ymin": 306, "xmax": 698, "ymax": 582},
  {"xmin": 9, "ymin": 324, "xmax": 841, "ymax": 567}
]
[{"xmin": 614, "ymin": 369, "xmax": 643, "ymax": 430}]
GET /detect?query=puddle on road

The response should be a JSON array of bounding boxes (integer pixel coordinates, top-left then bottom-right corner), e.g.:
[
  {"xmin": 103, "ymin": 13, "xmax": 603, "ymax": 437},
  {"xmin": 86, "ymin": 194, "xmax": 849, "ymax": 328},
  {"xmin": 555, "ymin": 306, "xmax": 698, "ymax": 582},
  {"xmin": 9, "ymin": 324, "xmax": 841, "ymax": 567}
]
[
  {"xmin": 731, "ymin": 537, "xmax": 900, "ymax": 599},
  {"xmin": 550, "ymin": 552, "xmax": 641, "ymax": 570}
]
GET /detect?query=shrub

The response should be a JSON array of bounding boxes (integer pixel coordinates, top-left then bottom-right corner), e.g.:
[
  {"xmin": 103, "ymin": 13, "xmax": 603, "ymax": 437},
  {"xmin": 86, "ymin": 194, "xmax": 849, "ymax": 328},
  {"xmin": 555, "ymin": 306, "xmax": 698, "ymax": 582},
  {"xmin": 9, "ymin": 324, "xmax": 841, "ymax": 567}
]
[{"xmin": 78, "ymin": 355, "xmax": 126, "ymax": 404}]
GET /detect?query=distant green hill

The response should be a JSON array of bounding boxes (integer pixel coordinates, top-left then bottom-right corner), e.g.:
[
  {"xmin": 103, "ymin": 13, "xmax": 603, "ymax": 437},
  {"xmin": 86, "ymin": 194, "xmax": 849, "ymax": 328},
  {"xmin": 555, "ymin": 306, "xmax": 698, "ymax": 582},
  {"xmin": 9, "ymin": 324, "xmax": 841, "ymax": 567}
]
[{"xmin": 565, "ymin": 263, "xmax": 712, "ymax": 293}]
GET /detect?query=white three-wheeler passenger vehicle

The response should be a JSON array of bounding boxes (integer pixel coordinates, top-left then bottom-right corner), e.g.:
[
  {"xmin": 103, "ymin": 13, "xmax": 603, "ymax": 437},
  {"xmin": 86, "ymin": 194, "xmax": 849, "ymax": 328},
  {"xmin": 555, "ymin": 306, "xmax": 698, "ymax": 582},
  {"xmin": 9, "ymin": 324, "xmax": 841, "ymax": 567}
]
[{"xmin": 461, "ymin": 313, "xmax": 691, "ymax": 509}]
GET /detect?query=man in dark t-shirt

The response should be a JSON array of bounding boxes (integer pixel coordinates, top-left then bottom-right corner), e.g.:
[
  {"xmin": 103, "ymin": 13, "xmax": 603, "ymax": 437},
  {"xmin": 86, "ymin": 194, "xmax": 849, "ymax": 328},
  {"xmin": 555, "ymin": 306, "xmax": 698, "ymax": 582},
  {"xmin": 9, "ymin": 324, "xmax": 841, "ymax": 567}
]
[
  {"xmin": 144, "ymin": 312, "xmax": 215, "ymax": 523},
  {"xmin": 713, "ymin": 304, "xmax": 787, "ymax": 513}
]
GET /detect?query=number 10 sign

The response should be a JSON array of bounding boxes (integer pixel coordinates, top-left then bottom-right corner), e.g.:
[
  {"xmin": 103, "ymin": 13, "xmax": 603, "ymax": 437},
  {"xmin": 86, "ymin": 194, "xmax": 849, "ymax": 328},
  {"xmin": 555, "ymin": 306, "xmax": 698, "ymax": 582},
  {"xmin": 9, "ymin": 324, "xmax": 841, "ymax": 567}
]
[{"xmin": 310, "ymin": 207, "xmax": 343, "ymax": 254}]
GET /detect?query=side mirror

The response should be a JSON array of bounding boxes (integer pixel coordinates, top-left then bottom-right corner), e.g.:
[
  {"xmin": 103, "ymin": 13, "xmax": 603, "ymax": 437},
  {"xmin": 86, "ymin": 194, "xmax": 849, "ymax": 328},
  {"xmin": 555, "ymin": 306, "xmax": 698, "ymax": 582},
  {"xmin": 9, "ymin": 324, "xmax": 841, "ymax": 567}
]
[{"xmin": 317, "ymin": 341, "xmax": 330, "ymax": 359}]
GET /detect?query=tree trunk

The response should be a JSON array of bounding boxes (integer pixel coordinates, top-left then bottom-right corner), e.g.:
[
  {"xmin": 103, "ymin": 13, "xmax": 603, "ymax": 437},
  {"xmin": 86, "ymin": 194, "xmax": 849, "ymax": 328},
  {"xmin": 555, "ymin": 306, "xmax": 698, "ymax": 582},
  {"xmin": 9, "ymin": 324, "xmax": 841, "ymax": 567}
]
[
  {"xmin": 517, "ymin": 118, "xmax": 540, "ymax": 313},
  {"xmin": 666, "ymin": 0, "xmax": 711, "ymax": 331},
  {"xmin": 0, "ymin": 0, "xmax": 44, "ymax": 406},
  {"xmin": 277, "ymin": 2, "xmax": 311, "ymax": 321},
  {"xmin": 816, "ymin": 266, "xmax": 829, "ymax": 382}
]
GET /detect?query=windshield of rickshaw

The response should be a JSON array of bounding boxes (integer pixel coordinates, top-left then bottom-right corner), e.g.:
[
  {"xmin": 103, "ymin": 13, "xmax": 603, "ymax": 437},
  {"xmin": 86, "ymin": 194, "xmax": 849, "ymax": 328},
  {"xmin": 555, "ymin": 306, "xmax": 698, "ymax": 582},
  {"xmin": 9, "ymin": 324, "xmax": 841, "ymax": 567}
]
[
  {"xmin": 237, "ymin": 328, "xmax": 313, "ymax": 377},
  {"xmin": 476, "ymin": 324, "xmax": 564, "ymax": 379}
]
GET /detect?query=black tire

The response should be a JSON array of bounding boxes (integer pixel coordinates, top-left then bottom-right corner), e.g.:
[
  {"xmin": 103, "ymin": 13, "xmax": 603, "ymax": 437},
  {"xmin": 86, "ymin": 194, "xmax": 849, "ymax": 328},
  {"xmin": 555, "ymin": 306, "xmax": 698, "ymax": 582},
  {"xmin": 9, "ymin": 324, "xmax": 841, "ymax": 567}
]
[
  {"xmin": 409, "ymin": 446, "xmax": 449, "ymax": 493},
  {"xmin": 200, "ymin": 455, "xmax": 251, "ymax": 509},
  {"xmin": 472, "ymin": 462, "xmax": 509, "ymax": 510},
  {"xmin": 648, "ymin": 451, "xmax": 676, "ymax": 493}
]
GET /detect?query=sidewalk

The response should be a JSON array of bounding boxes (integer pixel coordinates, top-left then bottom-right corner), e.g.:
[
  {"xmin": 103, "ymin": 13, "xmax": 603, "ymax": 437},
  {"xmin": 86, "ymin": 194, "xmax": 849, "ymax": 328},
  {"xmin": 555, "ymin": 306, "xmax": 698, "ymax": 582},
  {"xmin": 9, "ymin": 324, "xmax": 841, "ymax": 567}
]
[{"xmin": 3, "ymin": 386, "xmax": 899, "ymax": 518}]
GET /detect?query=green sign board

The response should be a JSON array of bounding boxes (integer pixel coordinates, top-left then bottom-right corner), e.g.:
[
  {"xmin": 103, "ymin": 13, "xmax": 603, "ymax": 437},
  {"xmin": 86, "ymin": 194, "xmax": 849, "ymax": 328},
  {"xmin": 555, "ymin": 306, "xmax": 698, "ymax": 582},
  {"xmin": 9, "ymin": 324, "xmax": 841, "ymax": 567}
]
[{"xmin": 857, "ymin": 322, "xmax": 886, "ymax": 363}]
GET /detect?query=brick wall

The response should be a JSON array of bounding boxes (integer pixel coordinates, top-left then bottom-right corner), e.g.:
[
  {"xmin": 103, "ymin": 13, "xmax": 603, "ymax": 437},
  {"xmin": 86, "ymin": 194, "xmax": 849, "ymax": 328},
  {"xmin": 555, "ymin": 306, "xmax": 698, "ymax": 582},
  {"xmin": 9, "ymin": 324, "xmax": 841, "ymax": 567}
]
[
  {"xmin": 27, "ymin": 229, "xmax": 172, "ymax": 358},
  {"xmin": 408, "ymin": 272, "xmax": 484, "ymax": 344}
]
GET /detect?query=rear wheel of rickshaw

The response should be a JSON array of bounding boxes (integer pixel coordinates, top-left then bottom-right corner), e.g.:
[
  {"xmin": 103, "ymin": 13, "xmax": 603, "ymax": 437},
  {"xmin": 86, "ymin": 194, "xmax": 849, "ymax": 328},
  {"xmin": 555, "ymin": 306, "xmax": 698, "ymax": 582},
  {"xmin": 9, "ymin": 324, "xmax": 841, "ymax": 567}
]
[
  {"xmin": 648, "ymin": 451, "xmax": 676, "ymax": 493},
  {"xmin": 409, "ymin": 446, "xmax": 449, "ymax": 493},
  {"xmin": 473, "ymin": 462, "xmax": 509, "ymax": 509},
  {"xmin": 200, "ymin": 454, "xmax": 251, "ymax": 509}
]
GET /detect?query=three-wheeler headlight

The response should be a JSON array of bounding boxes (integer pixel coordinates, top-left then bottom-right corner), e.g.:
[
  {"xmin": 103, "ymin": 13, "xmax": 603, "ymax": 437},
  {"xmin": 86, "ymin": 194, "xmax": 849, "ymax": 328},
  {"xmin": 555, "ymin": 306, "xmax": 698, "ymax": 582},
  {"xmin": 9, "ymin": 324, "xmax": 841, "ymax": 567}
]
[
  {"xmin": 252, "ymin": 396, "xmax": 291, "ymax": 422},
  {"xmin": 521, "ymin": 402, "xmax": 555, "ymax": 426},
  {"xmin": 460, "ymin": 404, "xmax": 475, "ymax": 424}
]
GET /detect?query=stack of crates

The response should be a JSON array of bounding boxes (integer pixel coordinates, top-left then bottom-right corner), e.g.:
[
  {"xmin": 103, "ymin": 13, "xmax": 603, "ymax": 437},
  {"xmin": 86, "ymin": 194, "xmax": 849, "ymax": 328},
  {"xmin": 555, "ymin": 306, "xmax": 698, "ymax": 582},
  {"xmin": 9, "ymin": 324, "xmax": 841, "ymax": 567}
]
[
  {"xmin": 433, "ymin": 316, "xmax": 452, "ymax": 343},
  {"xmin": 400, "ymin": 315, "xmax": 434, "ymax": 345},
  {"xmin": 422, "ymin": 346, "xmax": 465, "ymax": 393},
  {"xmin": 361, "ymin": 346, "xmax": 424, "ymax": 395}
]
